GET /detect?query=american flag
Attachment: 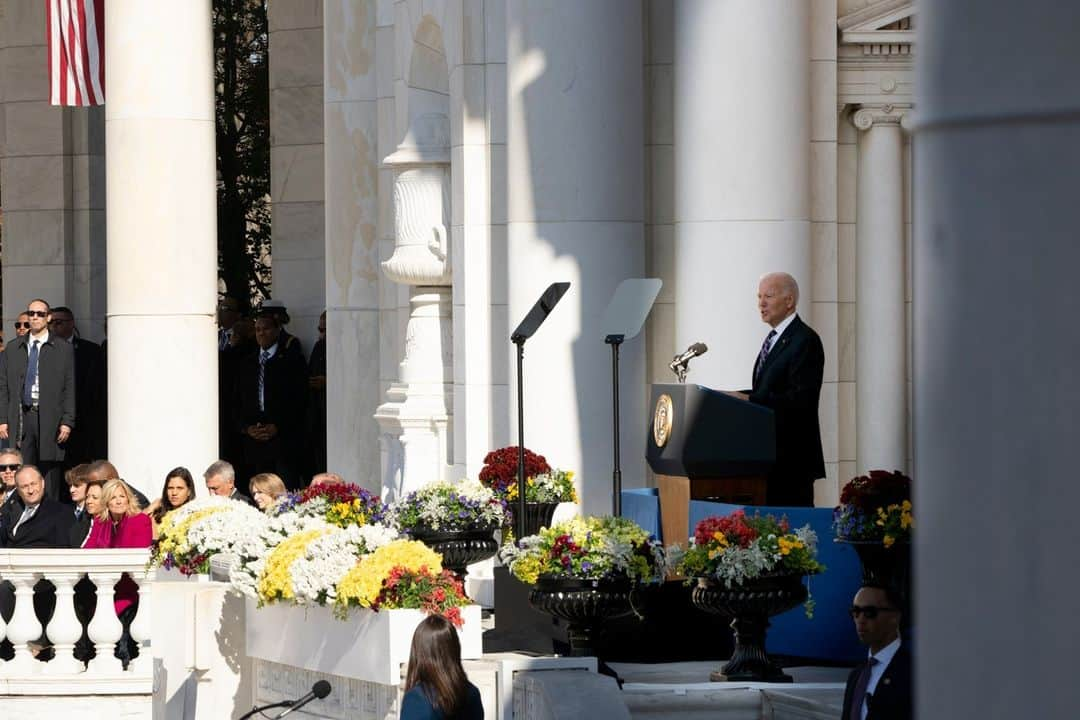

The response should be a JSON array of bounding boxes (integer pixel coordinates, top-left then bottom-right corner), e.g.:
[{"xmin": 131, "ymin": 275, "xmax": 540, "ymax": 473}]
[{"xmin": 46, "ymin": 0, "xmax": 105, "ymax": 106}]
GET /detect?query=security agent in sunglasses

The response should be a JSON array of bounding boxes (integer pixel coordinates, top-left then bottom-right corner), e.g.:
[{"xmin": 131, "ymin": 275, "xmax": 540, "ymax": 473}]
[{"xmin": 841, "ymin": 584, "xmax": 911, "ymax": 720}]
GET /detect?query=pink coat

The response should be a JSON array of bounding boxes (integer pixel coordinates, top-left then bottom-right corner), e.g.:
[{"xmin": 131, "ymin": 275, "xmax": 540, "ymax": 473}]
[{"xmin": 82, "ymin": 513, "xmax": 153, "ymax": 614}]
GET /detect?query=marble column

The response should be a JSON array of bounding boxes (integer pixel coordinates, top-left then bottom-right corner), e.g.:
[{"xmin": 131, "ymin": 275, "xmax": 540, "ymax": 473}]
[
  {"xmin": 105, "ymin": 1, "xmax": 218, "ymax": 495},
  {"xmin": 324, "ymin": 0, "xmax": 381, "ymax": 489},
  {"xmin": 853, "ymin": 105, "xmax": 908, "ymax": 473},
  {"xmin": 268, "ymin": 2, "xmax": 325, "ymax": 353},
  {"xmin": 915, "ymin": 2, "xmax": 1080, "ymax": 718},
  {"xmin": 506, "ymin": 0, "xmax": 645, "ymax": 516},
  {"xmin": 672, "ymin": 0, "xmax": 812, "ymax": 388}
]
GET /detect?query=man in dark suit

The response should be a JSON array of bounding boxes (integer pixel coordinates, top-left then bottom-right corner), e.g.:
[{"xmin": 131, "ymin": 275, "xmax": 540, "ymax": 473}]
[
  {"xmin": 1, "ymin": 465, "xmax": 74, "ymax": 548},
  {"xmin": 203, "ymin": 460, "xmax": 256, "ymax": 507},
  {"xmin": 842, "ymin": 584, "xmax": 912, "ymax": 720},
  {"xmin": 0, "ymin": 299, "xmax": 76, "ymax": 501},
  {"xmin": 729, "ymin": 272, "xmax": 825, "ymax": 506},
  {"xmin": 233, "ymin": 313, "xmax": 308, "ymax": 489},
  {"xmin": 0, "ymin": 448, "xmax": 23, "ymax": 537},
  {"xmin": 49, "ymin": 307, "xmax": 106, "ymax": 467}
]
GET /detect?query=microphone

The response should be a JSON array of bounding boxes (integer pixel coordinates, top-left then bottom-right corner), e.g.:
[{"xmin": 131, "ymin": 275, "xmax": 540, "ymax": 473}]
[
  {"xmin": 273, "ymin": 681, "xmax": 332, "ymax": 719},
  {"xmin": 669, "ymin": 342, "xmax": 708, "ymax": 381}
]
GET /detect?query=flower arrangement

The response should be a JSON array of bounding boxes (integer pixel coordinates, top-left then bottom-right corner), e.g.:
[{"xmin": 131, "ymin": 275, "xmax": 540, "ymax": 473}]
[
  {"xmin": 389, "ymin": 479, "xmax": 506, "ymax": 534},
  {"xmin": 500, "ymin": 516, "xmax": 667, "ymax": 585},
  {"xmin": 334, "ymin": 539, "xmax": 470, "ymax": 626},
  {"xmin": 833, "ymin": 470, "xmax": 913, "ymax": 547},
  {"xmin": 270, "ymin": 482, "xmax": 388, "ymax": 528},
  {"xmin": 505, "ymin": 468, "xmax": 578, "ymax": 504},
  {"xmin": 479, "ymin": 445, "xmax": 551, "ymax": 497},
  {"xmin": 150, "ymin": 496, "xmax": 268, "ymax": 575},
  {"xmin": 288, "ymin": 524, "xmax": 400, "ymax": 606},
  {"xmin": 230, "ymin": 513, "xmax": 331, "ymax": 598},
  {"xmin": 675, "ymin": 511, "xmax": 823, "ymax": 615}
]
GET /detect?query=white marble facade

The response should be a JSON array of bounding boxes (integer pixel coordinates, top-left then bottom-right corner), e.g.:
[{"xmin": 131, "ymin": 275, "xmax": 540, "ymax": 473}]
[{"xmin": 0, "ymin": 0, "xmax": 917, "ymax": 508}]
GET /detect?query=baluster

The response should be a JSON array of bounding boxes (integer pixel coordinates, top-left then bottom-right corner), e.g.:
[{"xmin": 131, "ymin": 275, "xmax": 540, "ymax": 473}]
[
  {"xmin": 44, "ymin": 571, "xmax": 85, "ymax": 674},
  {"xmin": 128, "ymin": 568, "xmax": 152, "ymax": 675},
  {"xmin": 86, "ymin": 571, "xmax": 124, "ymax": 674},
  {"xmin": 6, "ymin": 571, "xmax": 43, "ymax": 673},
  {"xmin": 0, "ymin": 577, "xmax": 8, "ymax": 670}
]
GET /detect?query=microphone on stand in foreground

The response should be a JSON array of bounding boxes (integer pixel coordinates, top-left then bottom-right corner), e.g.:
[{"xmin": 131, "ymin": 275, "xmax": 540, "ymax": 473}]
[
  {"xmin": 237, "ymin": 680, "xmax": 332, "ymax": 720},
  {"xmin": 669, "ymin": 342, "xmax": 708, "ymax": 382}
]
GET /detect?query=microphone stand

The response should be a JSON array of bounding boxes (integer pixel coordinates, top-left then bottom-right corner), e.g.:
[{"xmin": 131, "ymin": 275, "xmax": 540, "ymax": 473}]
[{"xmin": 238, "ymin": 701, "xmax": 292, "ymax": 719}]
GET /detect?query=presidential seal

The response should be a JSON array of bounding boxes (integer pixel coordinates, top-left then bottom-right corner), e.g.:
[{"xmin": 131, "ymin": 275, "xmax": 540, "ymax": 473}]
[{"xmin": 653, "ymin": 393, "xmax": 674, "ymax": 448}]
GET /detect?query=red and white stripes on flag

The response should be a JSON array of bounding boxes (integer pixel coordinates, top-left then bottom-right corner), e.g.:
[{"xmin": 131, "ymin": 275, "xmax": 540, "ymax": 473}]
[{"xmin": 46, "ymin": 0, "xmax": 105, "ymax": 106}]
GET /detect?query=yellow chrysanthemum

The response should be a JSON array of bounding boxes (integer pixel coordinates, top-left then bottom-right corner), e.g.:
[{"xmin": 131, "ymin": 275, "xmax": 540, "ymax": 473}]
[
  {"xmin": 257, "ymin": 528, "xmax": 333, "ymax": 603},
  {"xmin": 882, "ymin": 534, "xmax": 895, "ymax": 548},
  {"xmin": 777, "ymin": 535, "xmax": 804, "ymax": 556},
  {"xmin": 336, "ymin": 540, "xmax": 442, "ymax": 609}
]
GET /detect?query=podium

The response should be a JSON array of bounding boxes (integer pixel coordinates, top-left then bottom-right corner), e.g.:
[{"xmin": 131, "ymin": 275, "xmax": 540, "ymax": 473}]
[{"xmin": 645, "ymin": 383, "xmax": 775, "ymax": 548}]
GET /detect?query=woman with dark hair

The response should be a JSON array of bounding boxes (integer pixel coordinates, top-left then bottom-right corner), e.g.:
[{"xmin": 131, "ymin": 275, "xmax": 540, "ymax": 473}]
[
  {"xmin": 400, "ymin": 614, "xmax": 483, "ymax": 720},
  {"xmin": 145, "ymin": 466, "xmax": 196, "ymax": 535}
]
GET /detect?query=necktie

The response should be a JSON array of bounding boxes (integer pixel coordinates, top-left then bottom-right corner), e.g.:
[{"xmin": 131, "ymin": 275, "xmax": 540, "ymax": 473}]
[
  {"xmin": 258, "ymin": 350, "xmax": 270, "ymax": 411},
  {"xmin": 13, "ymin": 504, "xmax": 37, "ymax": 536},
  {"xmin": 22, "ymin": 339, "xmax": 40, "ymax": 406},
  {"xmin": 754, "ymin": 330, "xmax": 777, "ymax": 382},
  {"xmin": 848, "ymin": 656, "xmax": 879, "ymax": 720}
]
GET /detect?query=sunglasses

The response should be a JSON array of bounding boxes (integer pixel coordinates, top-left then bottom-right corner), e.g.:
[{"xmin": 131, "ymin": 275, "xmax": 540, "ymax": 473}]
[
  {"xmin": 14, "ymin": 322, "xmax": 30, "ymax": 330},
  {"xmin": 0, "ymin": 464, "xmax": 21, "ymax": 472},
  {"xmin": 49, "ymin": 318, "xmax": 71, "ymax": 325},
  {"xmin": 26, "ymin": 310, "xmax": 48, "ymax": 318},
  {"xmin": 849, "ymin": 605, "xmax": 899, "ymax": 620}
]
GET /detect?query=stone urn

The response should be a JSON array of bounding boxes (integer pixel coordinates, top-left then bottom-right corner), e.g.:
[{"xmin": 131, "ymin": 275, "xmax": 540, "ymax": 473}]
[
  {"xmin": 527, "ymin": 576, "xmax": 638, "ymax": 658},
  {"xmin": 838, "ymin": 539, "xmax": 912, "ymax": 621},
  {"xmin": 409, "ymin": 526, "xmax": 499, "ymax": 580},
  {"xmin": 510, "ymin": 502, "xmax": 560, "ymax": 539},
  {"xmin": 690, "ymin": 574, "xmax": 809, "ymax": 682}
]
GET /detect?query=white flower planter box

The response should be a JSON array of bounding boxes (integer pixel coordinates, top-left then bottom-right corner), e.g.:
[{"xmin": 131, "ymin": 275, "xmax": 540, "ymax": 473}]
[{"xmin": 245, "ymin": 601, "xmax": 482, "ymax": 685}]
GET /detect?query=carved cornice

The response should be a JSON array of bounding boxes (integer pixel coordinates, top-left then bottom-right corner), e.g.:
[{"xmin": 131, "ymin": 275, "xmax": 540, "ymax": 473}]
[
  {"xmin": 838, "ymin": 0, "xmax": 914, "ymax": 57},
  {"xmin": 852, "ymin": 104, "xmax": 912, "ymax": 132}
]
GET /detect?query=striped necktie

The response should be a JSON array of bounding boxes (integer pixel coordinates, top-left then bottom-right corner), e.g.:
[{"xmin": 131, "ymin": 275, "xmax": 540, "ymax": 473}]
[
  {"xmin": 754, "ymin": 330, "xmax": 777, "ymax": 382},
  {"xmin": 258, "ymin": 350, "xmax": 270, "ymax": 411}
]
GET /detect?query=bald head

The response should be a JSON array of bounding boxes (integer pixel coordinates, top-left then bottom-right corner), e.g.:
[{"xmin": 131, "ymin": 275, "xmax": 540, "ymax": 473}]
[{"xmin": 15, "ymin": 466, "xmax": 45, "ymax": 506}]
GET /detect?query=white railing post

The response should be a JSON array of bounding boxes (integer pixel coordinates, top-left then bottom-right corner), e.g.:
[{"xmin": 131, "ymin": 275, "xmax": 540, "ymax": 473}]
[
  {"xmin": 87, "ymin": 571, "xmax": 125, "ymax": 675},
  {"xmin": 44, "ymin": 570, "xmax": 86, "ymax": 674},
  {"xmin": 129, "ymin": 568, "xmax": 153, "ymax": 674},
  {"xmin": 6, "ymin": 571, "xmax": 43, "ymax": 672}
]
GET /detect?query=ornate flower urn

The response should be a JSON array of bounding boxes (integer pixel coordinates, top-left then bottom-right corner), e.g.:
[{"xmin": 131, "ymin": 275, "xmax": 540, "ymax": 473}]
[
  {"xmin": 409, "ymin": 526, "xmax": 499, "ymax": 580},
  {"xmin": 838, "ymin": 539, "xmax": 912, "ymax": 621},
  {"xmin": 528, "ymin": 576, "xmax": 637, "ymax": 658},
  {"xmin": 512, "ymin": 502, "xmax": 560, "ymax": 538},
  {"xmin": 690, "ymin": 574, "xmax": 809, "ymax": 682}
]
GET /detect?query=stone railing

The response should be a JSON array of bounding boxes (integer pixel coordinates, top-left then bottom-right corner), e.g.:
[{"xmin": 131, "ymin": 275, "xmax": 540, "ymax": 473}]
[{"xmin": 0, "ymin": 548, "xmax": 152, "ymax": 682}]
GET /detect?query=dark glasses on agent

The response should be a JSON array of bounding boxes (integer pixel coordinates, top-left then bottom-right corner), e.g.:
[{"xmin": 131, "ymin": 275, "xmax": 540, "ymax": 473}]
[{"xmin": 849, "ymin": 605, "xmax": 899, "ymax": 620}]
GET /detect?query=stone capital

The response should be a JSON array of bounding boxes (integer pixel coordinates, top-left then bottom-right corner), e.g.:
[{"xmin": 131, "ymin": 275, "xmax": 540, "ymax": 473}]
[{"xmin": 852, "ymin": 104, "xmax": 913, "ymax": 132}]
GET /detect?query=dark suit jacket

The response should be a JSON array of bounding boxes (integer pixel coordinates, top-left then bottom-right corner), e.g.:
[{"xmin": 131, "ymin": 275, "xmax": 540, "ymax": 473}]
[
  {"xmin": 400, "ymin": 683, "xmax": 483, "ymax": 720},
  {"xmin": 65, "ymin": 337, "xmax": 106, "ymax": 464},
  {"xmin": 68, "ymin": 507, "xmax": 93, "ymax": 548},
  {"xmin": 0, "ymin": 497, "xmax": 76, "ymax": 548},
  {"xmin": 233, "ymin": 337, "xmax": 308, "ymax": 461},
  {"xmin": 746, "ymin": 315, "xmax": 825, "ymax": 499},
  {"xmin": 841, "ymin": 643, "xmax": 912, "ymax": 720},
  {"xmin": 0, "ymin": 334, "xmax": 76, "ymax": 461}
]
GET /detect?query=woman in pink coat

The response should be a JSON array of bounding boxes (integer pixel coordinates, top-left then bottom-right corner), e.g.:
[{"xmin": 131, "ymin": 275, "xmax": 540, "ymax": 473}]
[{"xmin": 82, "ymin": 478, "xmax": 151, "ymax": 666}]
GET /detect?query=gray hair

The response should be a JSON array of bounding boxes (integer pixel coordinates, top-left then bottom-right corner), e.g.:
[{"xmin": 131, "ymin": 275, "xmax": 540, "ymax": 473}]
[
  {"xmin": 203, "ymin": 459, "xmax": 235, "ymax": 482},
  {"xmin": 760, "ymin": 271, "xmax": 800, "ymax": 306},
  {"xmin": 0, "ymin": 448, "xmax": 23, "ymax": 462}
]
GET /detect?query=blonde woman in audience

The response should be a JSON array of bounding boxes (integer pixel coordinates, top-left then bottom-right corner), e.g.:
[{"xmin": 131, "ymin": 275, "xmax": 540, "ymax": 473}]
[{"xmin": 249, "ymin": 472, "xmax": 287, "ymax": 511}]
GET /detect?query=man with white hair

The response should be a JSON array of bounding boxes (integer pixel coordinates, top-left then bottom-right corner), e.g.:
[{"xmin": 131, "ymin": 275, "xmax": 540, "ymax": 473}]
[
  {"xmin": 204, "ymin": 460, "xmax": 256, "ymax": 506},
  {"xmin": 729, "ymin": 272, "xmax": 825, "ymax": 506}
]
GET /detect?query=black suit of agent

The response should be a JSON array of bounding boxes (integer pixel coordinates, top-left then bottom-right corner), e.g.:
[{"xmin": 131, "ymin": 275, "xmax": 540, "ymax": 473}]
[
  {"xmin": 747, "ymin": 315, "xmax": 825, "ymax": 506},
  {"xmin": 841, "ymin": 643, "xmax": 912, "ymax": 720},
  {"xmin": 0, "ymin": 333, "xmax": 76, "ymax": 501},
  {"xmin": 234, "ymin": 333, "xmax": 308, "ymax": 490},
  {"xmin": 64, "ymin": 337, "xmax": 106, "ymax": 467},
  {"xmin": 0, "ymin": 497, "xmax": 75, "ymax": 549}
]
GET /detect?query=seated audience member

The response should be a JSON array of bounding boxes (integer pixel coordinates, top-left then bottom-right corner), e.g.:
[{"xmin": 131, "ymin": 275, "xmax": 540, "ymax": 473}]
[
  {"xmin": 249, "ymin": 472, "xmax": 287, "ymax": 511},
  {"xmin": 310, "ymin": 472, "xmax": 345, "ymax": 488},
  {"xmin": 842, "ymin": 584, "xmax": 912, "ymax": 720},
  {"xmin": 145, "ymin": 466, "xmax": 196, "ymax": 536},
  {"xmin": 82, "ymin": 479, "xmax": 151, "ymax": 668},
  {"xmin": 1, "ymin": 465, "xmax": 74, "ymax": 548},
  {"xmin": 0, "ymin": 449, "xmax": 22, "ymax": 522},
  {"xmin": 84, "ymin": 458, "xmax": 151, "ymax": 508},
  {"xmin": 401, "ymin": 614, "xmax": 484, "ymax": 720},
  {"xmin": 65, "ymin": 463, "xmax": 98, "ymax": 547},
  {"xmin": 204, "ymin": 459, "xmax": 256, "ymax": 506}
]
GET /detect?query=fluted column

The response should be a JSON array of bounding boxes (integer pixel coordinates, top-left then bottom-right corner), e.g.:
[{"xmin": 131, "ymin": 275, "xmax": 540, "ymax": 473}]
[
  {"xmin": 853, "ymin": 105, "xmax": 909, "ymax": 472},
  {"xmin": 105, "ymin": 1, "xmax": 218, "ymax": 495},
  {"xmin": 673, "ymin": 0, "xmax": 812, "ymax": 387}
]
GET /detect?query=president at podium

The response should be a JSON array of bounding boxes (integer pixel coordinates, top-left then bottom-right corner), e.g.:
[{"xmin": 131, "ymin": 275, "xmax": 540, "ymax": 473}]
[{"xmin": 728, "ymin": 272, "xmax": 825, "ymax": 507}]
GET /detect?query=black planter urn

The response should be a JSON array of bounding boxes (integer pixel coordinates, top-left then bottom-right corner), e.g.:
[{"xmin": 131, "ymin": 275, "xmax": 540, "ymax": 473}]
[
  {"xmin": 527, "ymin": 576, "xmax": 637, "ymax": 657},
  {"xmin": 690, "ymin": 574, "xmax": 809, "ymax": 682},
  {"xmin": 409, "ymin": 527, "xmax": 499, "ymax": 579},
  {"xmin": 838, "ymin": 539, "xmax": 912, "ymax": 621}
]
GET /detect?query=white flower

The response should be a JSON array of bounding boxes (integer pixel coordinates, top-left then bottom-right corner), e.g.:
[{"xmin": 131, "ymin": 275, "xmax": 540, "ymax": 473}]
[{"xmin": 288, "ymin": 523, "xmax": 401, "ymax": 606}]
